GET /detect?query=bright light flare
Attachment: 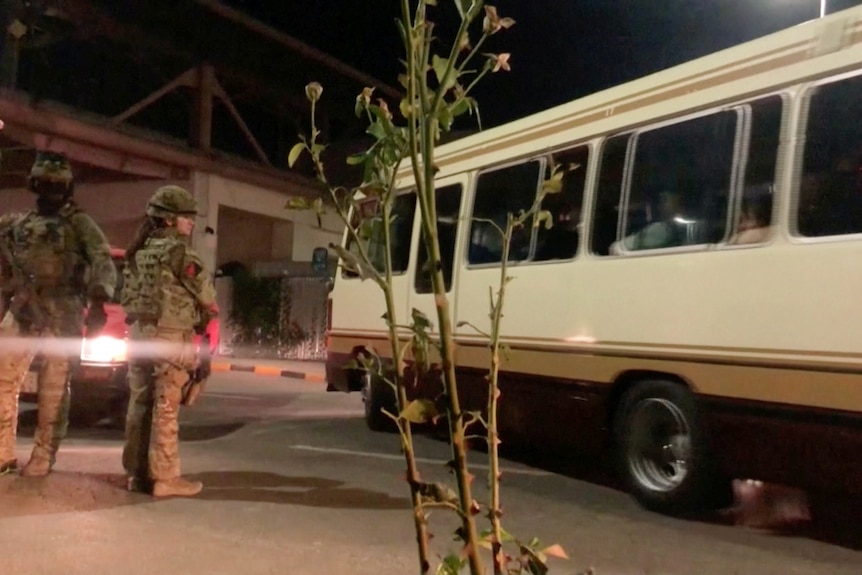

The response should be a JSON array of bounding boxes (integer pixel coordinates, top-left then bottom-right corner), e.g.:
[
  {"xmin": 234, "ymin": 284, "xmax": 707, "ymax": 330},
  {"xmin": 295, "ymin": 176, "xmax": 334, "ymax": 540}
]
[
  {"xmin": 1, "ymin": 336, "xmax": 198, "ymax": 364},
  {"xmin": 80, "ymin": 336, "xmax": 128, "ymax": 365}
]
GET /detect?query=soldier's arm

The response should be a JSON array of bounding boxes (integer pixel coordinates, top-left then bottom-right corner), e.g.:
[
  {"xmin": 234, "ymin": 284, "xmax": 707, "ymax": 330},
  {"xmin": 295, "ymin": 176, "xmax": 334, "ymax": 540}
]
[
  {"xmin": 70, "ymin": 212, "xmax": 117, "ymax": 303},
  {"xmin": 166, "ymin": 243, "xmax": 218, "ymax": 325},
  {"xmin": 181, "ymin": 248, "xmax": 218, "ymax": 317}
]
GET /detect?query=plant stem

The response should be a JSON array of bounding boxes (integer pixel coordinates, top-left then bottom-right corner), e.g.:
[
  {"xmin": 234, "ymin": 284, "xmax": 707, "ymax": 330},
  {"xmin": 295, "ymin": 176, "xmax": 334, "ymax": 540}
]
[
  {"xmin": 381, "ymin": 191, "xmax": 433, "ymax": 575},
  {"xmin": 487, "ymin": 215, "xmax": 514, "ymax": 575}
]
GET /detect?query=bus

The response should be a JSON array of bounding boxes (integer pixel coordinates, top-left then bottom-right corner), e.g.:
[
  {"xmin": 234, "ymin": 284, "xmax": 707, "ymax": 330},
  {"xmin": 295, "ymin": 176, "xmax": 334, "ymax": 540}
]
[{"xmin": 325, "ymin": 6, "xmax": 862, "ymax": 515}]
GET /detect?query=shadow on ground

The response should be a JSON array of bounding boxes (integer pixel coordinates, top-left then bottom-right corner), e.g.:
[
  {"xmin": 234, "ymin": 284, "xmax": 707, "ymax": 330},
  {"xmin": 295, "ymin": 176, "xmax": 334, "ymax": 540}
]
[
  {"xmin": 0, "ymin": 469, "xmax": 409, "ymax": 518},
  {"xmin": 499, "ymin": 444, "xmax": 862, "ymax": 552},
  {"xmin": 16, "ymin": 409, "xmax": 248, "ymax": 443},
  {"xmin": 189, "ymin": 470, "xmax": 410, "ymax": 510}
]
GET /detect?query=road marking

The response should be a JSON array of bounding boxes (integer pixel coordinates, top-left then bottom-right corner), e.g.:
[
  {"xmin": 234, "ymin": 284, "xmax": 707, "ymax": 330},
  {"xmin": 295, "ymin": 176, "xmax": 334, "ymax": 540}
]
[
  {"xmin": 204, "ymin": 393, "xmax": 261, "ymax": 402},
  {"xmin": 290, "ymin": 445, "xmax": 552, "ymax": 477}
]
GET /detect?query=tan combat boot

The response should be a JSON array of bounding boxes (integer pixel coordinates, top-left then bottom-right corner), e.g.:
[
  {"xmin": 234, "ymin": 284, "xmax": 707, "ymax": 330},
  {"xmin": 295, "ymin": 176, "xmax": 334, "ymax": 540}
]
[
  {"xmin": 152, "ymin": 477, "xmax": 203, "ymax": 497},
  {"xmin": 0, "ymin": 459, "xmax": 17, "ymax": 476},
  {"xmin": 20, "ymin": 457, "xmax": 51, "ymax": 477},
  {"xmin": 126, "ymin": 476, "xmax": 153, "ymax": 494}
]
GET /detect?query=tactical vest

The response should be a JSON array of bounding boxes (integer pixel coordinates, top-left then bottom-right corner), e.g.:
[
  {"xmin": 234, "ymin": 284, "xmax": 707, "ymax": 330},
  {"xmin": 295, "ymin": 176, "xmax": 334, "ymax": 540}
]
[
  {"xmin": 9, "ymin": 206, "xmax": 84, "ymax": 294},
  {"xmin": 122, "ymin": 236, "xmax": 199, "ymax": 330}
]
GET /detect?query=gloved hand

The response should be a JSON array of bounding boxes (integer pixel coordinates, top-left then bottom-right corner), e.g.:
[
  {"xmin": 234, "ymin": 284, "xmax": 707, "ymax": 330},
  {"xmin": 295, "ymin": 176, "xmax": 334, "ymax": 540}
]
[{"xmin": 85, "ymin": 302, "xmax": 108, "ymax": 337}]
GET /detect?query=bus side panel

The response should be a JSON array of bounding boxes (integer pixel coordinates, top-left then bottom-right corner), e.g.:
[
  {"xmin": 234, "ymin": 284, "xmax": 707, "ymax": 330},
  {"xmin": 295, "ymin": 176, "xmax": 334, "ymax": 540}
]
[{"xmin": 702, "ymin": 396, "xmax": 862, "ymax": 493}]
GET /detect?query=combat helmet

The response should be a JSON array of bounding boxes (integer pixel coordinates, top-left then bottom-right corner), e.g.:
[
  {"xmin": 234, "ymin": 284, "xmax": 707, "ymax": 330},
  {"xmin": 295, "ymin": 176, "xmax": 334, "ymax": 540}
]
[
  {"xmin": 147, "ymin": 185, "xmax": 197, "ymax": 220},
  {"xmin": 28, "ymin": 151, "xmax": 74, "ymax": 195}
]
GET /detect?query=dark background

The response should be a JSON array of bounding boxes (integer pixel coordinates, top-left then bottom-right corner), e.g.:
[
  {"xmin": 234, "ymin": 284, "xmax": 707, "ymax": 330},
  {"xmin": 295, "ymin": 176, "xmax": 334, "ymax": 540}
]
[{"xmin": 225, "ymin": 0, "xmax": 862, "ymax": 127}]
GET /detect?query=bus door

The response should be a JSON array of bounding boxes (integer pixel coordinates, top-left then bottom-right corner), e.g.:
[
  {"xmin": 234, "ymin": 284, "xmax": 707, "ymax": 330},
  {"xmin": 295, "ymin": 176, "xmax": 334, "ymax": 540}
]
[{"xmin": 405, "ymin": 176, "xmax": 468, "ymax": 393}]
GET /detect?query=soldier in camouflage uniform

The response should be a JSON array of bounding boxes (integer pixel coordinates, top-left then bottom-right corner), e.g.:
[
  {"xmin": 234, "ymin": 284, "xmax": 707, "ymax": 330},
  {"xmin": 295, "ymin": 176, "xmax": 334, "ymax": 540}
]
[
  {"xmin": 0, "ymin": 152, "xmax": 116, "ymax": 477},
  {"xmin": 121, "ymin": 185, "xmax": 217, "ymax": 497}
]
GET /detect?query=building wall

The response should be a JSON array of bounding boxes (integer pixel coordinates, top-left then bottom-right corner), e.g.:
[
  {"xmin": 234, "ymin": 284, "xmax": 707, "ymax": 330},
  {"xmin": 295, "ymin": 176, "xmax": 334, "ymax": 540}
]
[{"xmin": 194, "ymin": 172, "xmax": 342, "ymax": 274}]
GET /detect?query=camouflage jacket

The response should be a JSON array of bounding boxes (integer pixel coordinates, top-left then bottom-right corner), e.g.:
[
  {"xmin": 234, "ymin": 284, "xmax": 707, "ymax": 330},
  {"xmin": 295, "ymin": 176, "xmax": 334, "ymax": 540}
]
[
  {"xmin": 0, "ymin": 203, "xmax": 115, "ymax": 307},
  {"xmin": 122, "ymin": 229, "xmax": 217, "ymax": 331}
]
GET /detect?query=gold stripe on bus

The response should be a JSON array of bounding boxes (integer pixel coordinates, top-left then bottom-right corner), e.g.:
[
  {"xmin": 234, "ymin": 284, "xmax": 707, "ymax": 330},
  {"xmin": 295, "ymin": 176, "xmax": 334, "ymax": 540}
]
[
  {"xmin": 454, "ymin": 346, "xmax": 862, "ymax": 413},
  {"xmin": 328, "ymin": 332, "xmax": 862, "ymax": 412},
  {"xmin": 329, "ymin": 330, "xmax": 862, "ymax": 364}
]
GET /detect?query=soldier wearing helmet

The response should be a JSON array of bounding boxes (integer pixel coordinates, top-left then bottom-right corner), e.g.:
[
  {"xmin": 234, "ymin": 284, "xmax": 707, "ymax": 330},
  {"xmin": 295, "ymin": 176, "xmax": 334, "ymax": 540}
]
[
  {"xmin": 0, "ymin": 151, "xmax": 116, "ymax": 477},
  {"xmin": 120, "ymin": 185, "xmax": 217, "ymax": 497}
]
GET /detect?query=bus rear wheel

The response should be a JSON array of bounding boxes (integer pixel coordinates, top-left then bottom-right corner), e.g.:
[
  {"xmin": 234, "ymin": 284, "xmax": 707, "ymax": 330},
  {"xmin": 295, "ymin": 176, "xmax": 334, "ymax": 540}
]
[
  {"xmin": 615, "ymin": 379, "xmax": 731, "ymax": 515},
  {"xmin": 362, "ymin": 372, "xmax": 397, "ymax": 432}
]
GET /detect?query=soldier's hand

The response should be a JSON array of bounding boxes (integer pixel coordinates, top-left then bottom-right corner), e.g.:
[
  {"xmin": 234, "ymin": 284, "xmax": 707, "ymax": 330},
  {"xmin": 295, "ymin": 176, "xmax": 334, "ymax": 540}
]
[{"xmin": 85, "ymin": 303, "xmax": 108, "ymax": 337}]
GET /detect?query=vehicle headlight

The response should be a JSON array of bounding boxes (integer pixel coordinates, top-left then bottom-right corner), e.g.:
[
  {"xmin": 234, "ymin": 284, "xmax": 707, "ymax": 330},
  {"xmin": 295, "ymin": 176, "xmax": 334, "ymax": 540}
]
[{"xmin": 80, "ymin": 336, "xmax": 128, "ymax": 364}]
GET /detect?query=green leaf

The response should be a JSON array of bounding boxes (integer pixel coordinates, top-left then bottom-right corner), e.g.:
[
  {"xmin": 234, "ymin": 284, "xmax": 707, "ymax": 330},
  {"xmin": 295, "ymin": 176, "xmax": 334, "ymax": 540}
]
[
  {"xmin": 450, "ymin": 97, "xmax": 470, "ymax": 119},
  {"xmin": 543, "ymin": 170, "xmax": 565, "ymax": 194},
  {"xmin": 367, "ymin": 120, "xmax": 388, "ymax": 141},
  {"xmin": 287, "ymin": 142, "xmax": 305, "ymax": 168},
  {"xmin": 400, "ymin": 399, "xmax": 439, "ymax": 424},
  {"xmin": 535, "ymin": 210, "xmax": 554, "ymax": 230},
  {"xmin": 436, "ymin": 554, "xmax": 466, "ymax": 575},
  {"xmin": 432, "ymin": 54, "xmax": 449, "ymax": 86},
  {"xmin": 399, "ymin": 98, "xmax": 413, "ymax": 119},
  {"xmin": 284, "ymin": 196, "xmax": 313, "ymax": 210},
  {"xmin": 439, "ymin": 105, "xmax": 454, "ymax": 132},
  {"xmin": 346, "ymin": 152, "xmax": 367, "ymax": 166}
]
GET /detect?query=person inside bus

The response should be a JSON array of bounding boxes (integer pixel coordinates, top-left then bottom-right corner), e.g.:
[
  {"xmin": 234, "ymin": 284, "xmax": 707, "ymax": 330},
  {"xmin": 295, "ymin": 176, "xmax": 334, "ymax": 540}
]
[
  {"xmin": 609, "ymin": 190, "xmax": 696, "ymax": 254},
  {"xmin": 728, "ymin": 187, "xmax": 773, "ymax": 245},
  {"xmin": 534, "ymin": 201, "xmax": 581, "ymax": 261}
]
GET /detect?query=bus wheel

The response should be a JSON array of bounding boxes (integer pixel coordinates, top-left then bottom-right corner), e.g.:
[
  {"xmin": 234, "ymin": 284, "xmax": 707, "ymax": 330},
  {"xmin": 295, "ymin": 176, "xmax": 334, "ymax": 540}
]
[
  {"xmin": 615, "ymin": 379, "xmax": 728, "ymax": 515},
  {"xmin": 362, "ymin": 372, "xmax": 396, "ymax": 432}
]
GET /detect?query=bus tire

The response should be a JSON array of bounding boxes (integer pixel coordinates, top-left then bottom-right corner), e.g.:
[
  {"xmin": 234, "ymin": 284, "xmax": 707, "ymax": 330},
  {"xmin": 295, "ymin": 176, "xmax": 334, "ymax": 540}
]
[
  {"xmin": 362, "ymin": 371, "xmax": 397, "ymax": 432},
  {"xmin": 614, "ymin": 379, "xmax": 729, "ymax": 515}
]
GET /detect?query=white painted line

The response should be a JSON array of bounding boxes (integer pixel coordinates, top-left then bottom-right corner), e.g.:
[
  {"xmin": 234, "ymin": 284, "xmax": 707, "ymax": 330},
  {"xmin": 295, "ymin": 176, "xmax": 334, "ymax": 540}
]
[
  {"xmin": 203, "ymin": 393, "xmax": 261, "ymax": 402},
  {"xmin": 290, "ymin": 445, "xmax": 552, "ymax": 477}
]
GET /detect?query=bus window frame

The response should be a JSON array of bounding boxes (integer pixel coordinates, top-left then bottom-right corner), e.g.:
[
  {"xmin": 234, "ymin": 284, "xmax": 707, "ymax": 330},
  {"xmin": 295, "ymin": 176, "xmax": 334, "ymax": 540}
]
[
  {"xmin": 789, "ymin": 69, "xmax": 862, "ymax": 245},
  {"xmin": 599, "ymin": 106, "xmax": 749, "ymax": 258}
]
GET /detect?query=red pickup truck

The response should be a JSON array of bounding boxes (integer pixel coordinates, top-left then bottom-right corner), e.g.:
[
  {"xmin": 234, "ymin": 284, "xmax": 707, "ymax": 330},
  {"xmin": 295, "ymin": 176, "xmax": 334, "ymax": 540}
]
[{"xmin": 20, "ymin": 247, "xmax": 219, "ymax": 427}]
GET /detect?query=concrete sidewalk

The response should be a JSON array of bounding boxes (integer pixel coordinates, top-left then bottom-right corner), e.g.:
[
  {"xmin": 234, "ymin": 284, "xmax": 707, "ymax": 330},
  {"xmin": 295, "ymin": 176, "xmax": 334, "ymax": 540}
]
[{"xmin": 210, "ymin": 355, "xmax": 326, "ymax": 383}]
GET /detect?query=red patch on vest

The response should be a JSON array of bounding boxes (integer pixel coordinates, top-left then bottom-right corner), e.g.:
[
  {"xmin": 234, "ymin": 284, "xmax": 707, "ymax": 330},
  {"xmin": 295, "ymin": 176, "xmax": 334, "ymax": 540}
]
[{"xmin": 185, "ymin": 262, "xmax": 198, "ymax": 277}]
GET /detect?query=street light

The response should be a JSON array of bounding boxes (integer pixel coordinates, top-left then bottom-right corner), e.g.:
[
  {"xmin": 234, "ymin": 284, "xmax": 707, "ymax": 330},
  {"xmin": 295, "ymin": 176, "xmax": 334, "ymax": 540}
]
[{"xmin": 820, "ymin": 0, "xmax": 826, "ymax": 18}]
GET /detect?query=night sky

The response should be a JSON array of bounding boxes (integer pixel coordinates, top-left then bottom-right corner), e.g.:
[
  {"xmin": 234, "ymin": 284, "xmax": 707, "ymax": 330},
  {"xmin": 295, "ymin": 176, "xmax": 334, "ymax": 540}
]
[{"xmin": 226, "ymin": 0, "xmax": 862, "ymax": 129}]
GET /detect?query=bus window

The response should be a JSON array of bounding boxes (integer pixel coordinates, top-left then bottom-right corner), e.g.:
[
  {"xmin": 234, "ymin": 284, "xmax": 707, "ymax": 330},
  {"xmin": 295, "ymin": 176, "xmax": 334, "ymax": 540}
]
[
  {"xmin": 415, "ymin": 184, "xmax": 462, "ymax": 293},
  {"xmin": 612, "ymin": 110, "xmax": 737, "ymax": 253},
  {"xmin": 467, "ymin": 161, "xmax": 541, "ymax": 264},
  {"xmin": 728, "ymin": 96, "xmax": 782, "ymax": 245},
  {"xmin": 796, "ymin": 75, "xmax": 862, "ymax": 238},
  {"xmin": 590, "ymin": 135, "xmax": 630, "ymax": 256},
  {"xmin": 343, "ymin": 193, "xmax": 417, "ymax": 277},
  {"xmin": 534, "ymin": 145, "xmax": 589, "ymax": 261}
]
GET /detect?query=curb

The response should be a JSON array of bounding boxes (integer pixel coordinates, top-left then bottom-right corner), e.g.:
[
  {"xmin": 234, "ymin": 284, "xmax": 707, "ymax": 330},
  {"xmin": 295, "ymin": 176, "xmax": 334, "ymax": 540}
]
[{"xmin": 211, "ymin": 361, "xmax": 326, "ymax": 383}]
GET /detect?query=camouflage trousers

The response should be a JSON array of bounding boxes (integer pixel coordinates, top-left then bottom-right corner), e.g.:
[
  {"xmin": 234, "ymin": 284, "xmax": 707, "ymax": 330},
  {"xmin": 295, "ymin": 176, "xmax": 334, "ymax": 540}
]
[
  {"xmin": 122, "ymin": 323, "xmax": 196, "ymax": 482},
  {"xmin": 0, "ymin": 311, "xmax": 76, "ymax": 468}
]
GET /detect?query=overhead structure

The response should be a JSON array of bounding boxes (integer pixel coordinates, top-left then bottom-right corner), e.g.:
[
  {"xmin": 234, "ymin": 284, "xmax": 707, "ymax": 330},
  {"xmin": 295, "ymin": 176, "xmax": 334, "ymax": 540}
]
[{"xmin": 0, "ymin": 0, "xmax": 401, "ymax": 190}]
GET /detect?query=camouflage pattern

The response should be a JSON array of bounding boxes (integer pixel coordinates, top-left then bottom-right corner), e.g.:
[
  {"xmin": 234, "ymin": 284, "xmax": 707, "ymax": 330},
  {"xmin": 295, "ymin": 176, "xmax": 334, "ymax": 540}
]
[
  {"xmin": 146, "ymin": 185, "xmax": 198, "ymax": 220},
  {"xmin": 29, "ymin": 151, "xmax": 74, "ymax": 184},
  {"xmin": 122, "ymin": 227, "xmax": 217, "ymax": 483},
  {"xmin": 123, "ymin": 323, "xmax": 196, "ymax": 482},
  {"xmin": 0, "ymin": 199, "xmax": 116, "ymax": 473}
]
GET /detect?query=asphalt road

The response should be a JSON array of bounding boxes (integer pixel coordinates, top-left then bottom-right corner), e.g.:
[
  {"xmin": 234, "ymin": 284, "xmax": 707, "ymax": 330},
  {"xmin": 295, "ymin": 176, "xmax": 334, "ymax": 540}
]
[{"xmin": 1, "ymin": 372, "xmax": 862, "ymax": 575}]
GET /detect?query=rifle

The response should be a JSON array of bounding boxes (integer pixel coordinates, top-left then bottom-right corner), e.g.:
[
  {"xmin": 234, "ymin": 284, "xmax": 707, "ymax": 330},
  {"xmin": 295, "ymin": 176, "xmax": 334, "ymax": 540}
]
[
  {"xmin": 0, "ymin": 227, "xmax": 47, "ymax": 332},
  {"xmin": 182, "ymin": 333, "xmax": 211, "ymax": 406}
]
